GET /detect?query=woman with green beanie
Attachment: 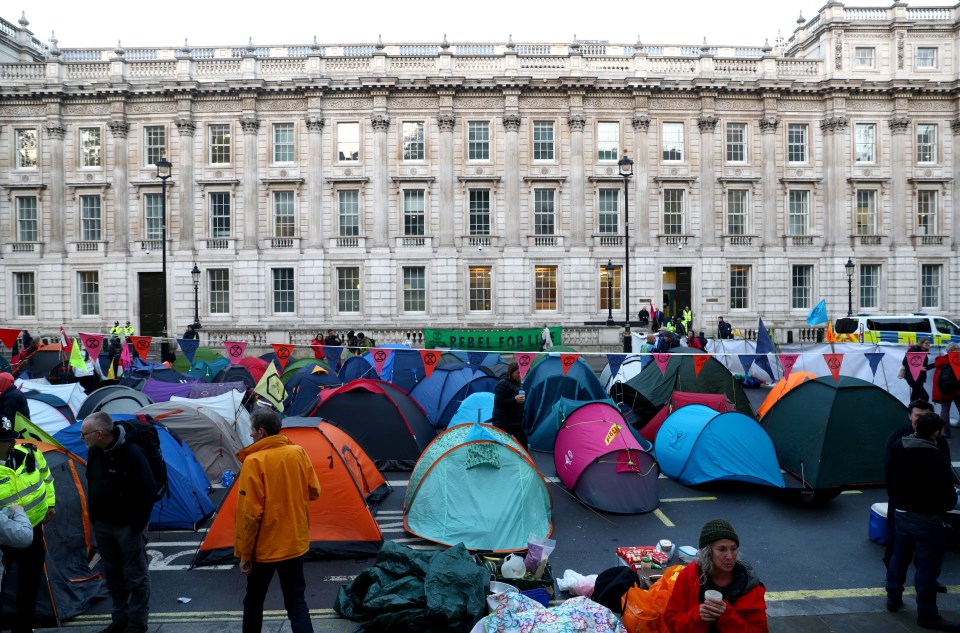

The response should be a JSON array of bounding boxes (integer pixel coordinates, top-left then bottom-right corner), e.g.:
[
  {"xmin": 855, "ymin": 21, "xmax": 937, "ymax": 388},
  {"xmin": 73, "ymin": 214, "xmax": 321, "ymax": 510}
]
[{"xmin": 663, "ymin": 519, "xmax": 769, "ymax": 632}]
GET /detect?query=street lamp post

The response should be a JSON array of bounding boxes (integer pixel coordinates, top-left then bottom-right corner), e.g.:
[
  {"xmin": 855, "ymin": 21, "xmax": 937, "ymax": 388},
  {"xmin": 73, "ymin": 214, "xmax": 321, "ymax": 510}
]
[
  {"xmin": 191, "ymin": 263, "xmax": 202, "ymax": 330},
  {"xmin": 845, "ymin": 257, "xmax": 855, "ymax": 317},
  {"xmin": 156, "ymin": 157, "xmax": 172, "ymax": 361},
  {"xmin": 605, "ymin": 259, "xmax": 615, "ymax": 326},
  {"xmin": 619, "ymin": 154, "xmax": 634, "ymax": 352}
]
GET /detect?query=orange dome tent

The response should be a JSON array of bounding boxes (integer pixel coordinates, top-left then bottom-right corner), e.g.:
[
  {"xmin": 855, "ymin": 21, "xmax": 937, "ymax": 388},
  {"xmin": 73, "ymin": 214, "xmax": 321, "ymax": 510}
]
[{"xmin": 757, "ymin": 371, "xmax": 815, "ymax": 419}]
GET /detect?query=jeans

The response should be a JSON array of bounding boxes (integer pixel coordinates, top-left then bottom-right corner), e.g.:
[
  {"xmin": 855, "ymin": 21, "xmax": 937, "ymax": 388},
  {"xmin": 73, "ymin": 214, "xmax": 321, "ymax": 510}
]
[
  {"xmin": 1, "ymin": 523, "xmax": 46, "ymax": 633},
  {"xmin": 243, "ymin": 555, "xmax": 313, "ymax": 633},
  {"xmin": 886, "ymin": 510, "xmax": 946, "ymax": 619},
  {"xmin": 93, "ymin": 522, "xmax": 151, "ymax": 629}
]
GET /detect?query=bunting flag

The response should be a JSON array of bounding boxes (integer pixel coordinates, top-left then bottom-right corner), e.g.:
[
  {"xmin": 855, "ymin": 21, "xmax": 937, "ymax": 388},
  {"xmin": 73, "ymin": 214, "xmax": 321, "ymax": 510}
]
[
  {"xmin": 825, "ymin": 322, "xmax": 837, "ymax": 343},
  {"xmin": 370, "ymin": 348, "xmax": 391, "ymax": 377},
  {"xmin": 754, "ymin": 319, "xmax": 775, "ymax": 378},
  {"xmin": 653, "ymin": 353, "xmax": 671, "ymax": 375},
  {"xmin": 467, "ymin": 351, "xmax": 487, "ymax": 366},
  {"xmin": 324, "ymin": 345, "xmax": 343, "ymax": 369},
  {"xmin": 79, "ymin": 333, "xmax": 105, "ymax": 361},
  {"xmin": 864, "ymin": 352, "xmax": 885, "ymax": 377},
  {"xmin": 806, "ymin": 299, "xmax": 828, "ymax": 326},
  {"xmin": 119, "ymin": 343, "xmax": 131, "ymax": 372},
  {"xmin": 559, "ymin": 353, "xmax": 580, "ymax": 376},
  {"xmin": 905, "ymin": 351, "xmax": 927, "ymax": 382},
  {"xmin": 0, "ymin": 328, "xmax": 21, "ymax": 350},
  {"xmin": 60, "ymin": 327, "xmax": 70, "ymax": 360},
  {"xmin": 15, "ymin": 412, "xmax": 56, "ymax": 445},
  {"xmin": 107, "ymin": 359, "xmax": 116, "ymax": 380},
  {"xmin": 225, "ymin": 341, "xmax": 247, "ymax": 364},
  {"xmin": 270, "ymin": 344, "xmax": 296, "ymax": 372},
  {"xmin": 778, "ymin": 354, "xmax": 799, "ymax": 380},
  {"xmin": 254, "ymin": 362, "xmax": 286, "ymax": 413},
  {"xmin": 129, "ymin": 336, "xmax": 153, "ymax": 363},
  {"xmin": 823, "ymin": 353, "xmax": 844, "ymax": 382},
  {"xmin": 606, "ymin": 354, "xmax": 627, "ymax": 381},
  {"xmin": 178, "ymin": 338, "xmax": 200, "ymax": 365},
  {"xmin": 419, "ymin": 349, "xmax": 440, "ymax": 379},
  {"xmin": 515, "ymin": 353, "xmax": 536, "ymax": 380},
  {"xmin": 693, "ymin": 354, "xmax": 712, "ymax": 377},
  {"xmin": 738, "ymin": 355, "xmax": 756, "ymax": 374},
  {"xmin": 69, "ymin": 339, "xmax": 86, "ymax": 370},
  {"xmin": 949, "ymin": 350, "xmax": 960, "ymax": 375}
]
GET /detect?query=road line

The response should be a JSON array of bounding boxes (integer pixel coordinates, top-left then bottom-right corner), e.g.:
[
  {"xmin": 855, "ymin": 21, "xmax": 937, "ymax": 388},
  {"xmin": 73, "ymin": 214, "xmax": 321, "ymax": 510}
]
[
  {"xmin": 386, "ymin": 479, "xmax": 410, "ymax": 487},
  {"xmin": 839, "ymin": 490, "xmax": 862, "ymax": 495},
  {"xmin": 661, "ymin": 496, "xmax": 717, "ymax": 502},
  {"xmin": 653, "ymin": 508, "xmax": 675, "ymax": 527}
]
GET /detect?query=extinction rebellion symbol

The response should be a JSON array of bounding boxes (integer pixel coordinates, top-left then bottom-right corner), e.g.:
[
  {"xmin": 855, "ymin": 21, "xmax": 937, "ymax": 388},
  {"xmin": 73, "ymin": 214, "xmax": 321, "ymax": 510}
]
[{"xmin": 229, "ymin": 344, "xmax": 244, "ymax": 357}]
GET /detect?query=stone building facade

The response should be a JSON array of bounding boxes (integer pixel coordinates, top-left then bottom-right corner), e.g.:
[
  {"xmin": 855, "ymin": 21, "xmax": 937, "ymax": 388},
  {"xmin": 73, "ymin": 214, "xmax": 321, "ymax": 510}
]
[{"xmin": 0, "ymin": 3, "xmax": 958, "ymax": 347}]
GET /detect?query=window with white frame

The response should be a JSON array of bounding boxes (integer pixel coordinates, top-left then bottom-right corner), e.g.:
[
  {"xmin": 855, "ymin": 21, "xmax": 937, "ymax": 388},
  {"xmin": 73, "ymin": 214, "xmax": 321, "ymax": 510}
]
[
  {"xmin": 403, "ymin": 190, "xmax": 425, "ymax": 236},
  {"xmin": 273, "ymin": 191, "xmax": 295, "ymax": 238},
  {"xmin": 467, "ymin": 121, "xmax": 490, "ymax": 161},
  {"xmin": 855, "ymin": 190, "xmax": 877, "ymax": 235},
  {"xmin": 402, "ymin": 122, "xmax": 424, "ymax": 161},
  {"xmin": 921, "ymin": 263, "xmax": 942, "ymax": 309},
  {"xmin": 272, "ymin": 268, "xmax": 295, "ymax": 314},
  {"xmin": 469, "ymin": 266, "xmax": 492, "ymax": 311},
  {"xmin": 916, "ymin": 47, "xmax": 937, "ymax": 69},
  {"xmin": 662, "ymin": 123, "xmax": 684, "ymax": 161},
  {"xmin": 78, "ymin": 271, "xmax": 100, "ymax": 316},
  {"xmin": 337, "ymin": 122, "xmax": 360, "ymax": 162},
  {"xmin": 208, "ymin": 269, "xmax": 230, "ymax": 314},
  {"xmin": 209, "ymin": 192, "xmax": 231, "ymax": 238},
  {"xmin": 15, "ymin": 197, "xmax": 38, "ymax": 242},
  {"xmin": 729, "ymin": 265, "xmax": 750, "ymax": 310},
  {"xmin": 272, "ymin": 123, "xmax": 295, "ymax": 163},
  {"xmin": 402, "ymin": 266, "xmax": 426, "ymax": 312},
  {"xmin": 338, "ymin": 190, "xmax": 360, "ymax": 236},
  {"xmin": 535, "ymin": 266, "xmax": 557, "ymax": 311},
  {"xmin": 788, "ymin": 190, "xmax": 809, "ymax": 236},
  {"xmin": 860, "ymin": 264, "xmax": 880, "ymax": 309},
  {"xmin": 468, "ymin": 189, "xmax": 490, "ymax": 235},
  {"xmin": 855, "ymin": 123, "xmax": 876, "ymax": 163},
  {"xmin": 534, "ymin": 189, "xmax": 555, "ymax": 235},
  {"xmin": 787, "ymin": 123, "xmax": 808, "ymax": 163},
  {"xmin": 854, "ymin": 47, "xmax": 875, "ymax": 67},
  {"xmin": 663, "ymin": 189, "xmax": 684, "ymax": 235},
  {"xmin": 917, "ymin": 124, "xmax": 937, "ymax": 163},
  {"xmin": 598, "ymin": 189, "xmax": 619, "ymax": 234},
  {"xmin": 597, "ymin": 122, "xmax": 619, "ymax": 161},
  {"xmin": 14, "ymin": 272, "xmax": 36, "ymax": 317},
  {"xmin": 80, "ymin": 195, "xmax": 102, "ymax": 241},
  {"xmin": 15, "ymin": 129, "xmax": 37, "ymax": 169},
  {"xmin": 599, "ymin": 265, "xmax": 621, "ymax": 311},
  {"xmin": 144, "ymin": 126, "xmax": 166, "ymax": 166},
  {"xmin": 791, "ymin": 264, "xmax": 813, "ymax": 309},
  {"xmin": 144, "ymin": 193, "xmax": 162, "ymax": 240},
  {"xmin": 208, "ymin": 124, "xmax": 231, "ymax": 164},
  {"xmin": 337, "ymin": 267, "xmax": 360, "ymax": 313},
  {"xmin": 79, "ymin": 127, "xmax": 102, "ymax": 168},
  {"xmin": 727, "ymin": 190, "xmax": 748, "ymax": 235},
  {"xmin": 533, "ymin": 121, "xmax": 555, "ymax": 161},
  {"xmin": 726, "ymin": 123, "xmax": 746, "ymax": 162},
  {"xmin": 917, "ymin": 190, "xmax": 938, "ymax": 235}
]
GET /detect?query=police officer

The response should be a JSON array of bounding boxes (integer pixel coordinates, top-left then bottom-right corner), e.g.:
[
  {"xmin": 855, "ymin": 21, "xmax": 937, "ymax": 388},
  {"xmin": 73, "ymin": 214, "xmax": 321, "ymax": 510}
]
[
  {"xmin": 0, "ymin": 419, "xmax": 55, "ymax": 633},
  {"xmin": 109, "ymin": 321, "xmax": 123, "ymax": 336},
  {"xmin": 122, "ymin": 321, "xmax": 135, "ymax": 337}
]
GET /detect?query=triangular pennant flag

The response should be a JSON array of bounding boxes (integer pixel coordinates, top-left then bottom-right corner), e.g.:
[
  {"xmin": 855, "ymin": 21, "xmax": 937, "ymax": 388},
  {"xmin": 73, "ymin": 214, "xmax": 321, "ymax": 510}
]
[
  {"xmin": 905, "ymin": 351, "xmax": 927, "ymax": 382},
  {"xmin": 419, "ymin": 349, "xmax": 440, "ymax": 379},
  {"xmin": 778, "ymin": 354, "xmax": 800, "ymax": 380},
  {"xmin": 0, "ymin": 328, "xmax": 22, "ymax": 350},
  {"xmin": 69, "ymin": 339, "xmax": 86, "ymax": 370},
  {"xmin": 369, "ymin": 348, "xmax": 392, "ymax": 377},
  {"xmin": 270, "ymin": 344, "xmax": 296, "ymax": 372},
  {"xmin": 324, "ymin": 345, "xmax": 343, "ymax": 369},
  {"xmin": 178, "ymin": 338, "xmax": 200, "ymax": 364},
  {"xmin": 225, "ymin": 341, "xmax": 247, "ymax": 364},
  {"xmin": 653, "ymin": 353, "xmax": 671, "ymax": 375},
  {"xmin": 15, "ymin": 412, "xmax": 56, "ymax": 445},
  {"xmin": 559, "ymin": 353, "xmax": 580, "ymax": 376},
  {"xmin": 738, "ymin": 354, "xmax": 756, "ymax": 373},
  {"xmin": 120, "ymin": 342, "xmax": 132, "ymax": 370},
  {"xmin": 825, "ymin": 322, "xmax": 837, "ymax": 343},
  {"xmin": 129, "ymin": 336, "xmax": 153, "ymax": 363},
  {"xmin": 823, "ymin": 353, "xmax": 844, "ymax": 382},
  {"xmin": 693, "ymin": 354, "xmax": 712, "ymax": 377},
  {"xmin": 467, "ymin": 351, "xmax": 486, "ymax": 366},
  {"xmin": 754, "ymin": 319, "xmax": 775, "ymax": 378},
  {"xmin": 60, "ymin": 327, "xmax": 70, "ymax": 360},
  {"xmin": 606, "ymin": 354, "xmax": 627, "ymax": 381},
  {"xmin": 79, "ymin": 333, "xmax": 105, "ymax": 361},
  {"xmin": 107, "ymin": 359, "xmax": 116, "ymax": 380},
  {"xmin": 254, "ymin": 362, "xmax": 286, "ymax": 413},
  {"xmin": 515, "ymin": 353, "xmax": 536, "ymax": 380},
  {"xmin": 949, "ymin": 350, "xmax": 960, "ymax": 376},
  {"xmin": 864, "ymin": 352, "xmax": 885, "ymax": 377}
]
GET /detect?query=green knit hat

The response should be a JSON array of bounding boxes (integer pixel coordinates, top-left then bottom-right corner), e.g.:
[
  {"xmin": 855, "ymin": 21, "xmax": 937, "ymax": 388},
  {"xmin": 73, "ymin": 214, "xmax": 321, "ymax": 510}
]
[{"xmin": 699, "ymin": 519, "xmax": 739, "ymax": 548}]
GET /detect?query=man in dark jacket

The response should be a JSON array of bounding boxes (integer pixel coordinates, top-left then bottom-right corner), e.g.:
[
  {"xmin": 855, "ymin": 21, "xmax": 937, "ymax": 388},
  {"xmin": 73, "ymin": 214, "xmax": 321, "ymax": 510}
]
[
  {"xmin": 81, "ymin": 412, "xmax": 157, "ymax": 633},
  {"xmin": 491, "ymin": 362, "xmax": 527, "ymax": 450},
  {"xmin": 0, "ymin": 372, "xmax": 29, "ymax": 425}
]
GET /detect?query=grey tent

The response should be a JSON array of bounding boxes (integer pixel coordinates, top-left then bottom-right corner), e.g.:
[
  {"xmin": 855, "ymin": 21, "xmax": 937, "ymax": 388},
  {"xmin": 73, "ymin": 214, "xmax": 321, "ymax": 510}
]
[{"xmin": 77, "ymin": 385, "xmax": 154, "ymax": 419}]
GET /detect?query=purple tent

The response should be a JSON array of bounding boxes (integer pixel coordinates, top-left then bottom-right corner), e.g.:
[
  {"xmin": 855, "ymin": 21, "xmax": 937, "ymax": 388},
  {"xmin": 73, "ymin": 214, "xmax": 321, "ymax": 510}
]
[
  {"xmin": 141, "ymin": 378, "xmax": 197, "ymax": 403},
  {"xmin": 189, "ymin": 382, "xmax": 245, "ymax": 398}
]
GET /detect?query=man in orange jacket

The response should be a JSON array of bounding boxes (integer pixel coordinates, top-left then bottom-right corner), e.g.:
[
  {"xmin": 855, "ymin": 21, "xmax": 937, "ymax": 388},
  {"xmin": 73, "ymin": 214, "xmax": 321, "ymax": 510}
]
[{"xmin": 234, "ymin": 408, "xmax": 320, "ymax": 633}]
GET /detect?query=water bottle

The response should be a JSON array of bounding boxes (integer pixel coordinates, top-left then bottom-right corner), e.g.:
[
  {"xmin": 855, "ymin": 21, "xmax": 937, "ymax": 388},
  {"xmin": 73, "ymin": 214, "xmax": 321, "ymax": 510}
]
[
  {"xmin": 518, "ymin": 389, "xmax": 525, "ymax": 401},
  {"xmin": 220, "ymin": 469, "xmax": 235, "ymax": 488}
]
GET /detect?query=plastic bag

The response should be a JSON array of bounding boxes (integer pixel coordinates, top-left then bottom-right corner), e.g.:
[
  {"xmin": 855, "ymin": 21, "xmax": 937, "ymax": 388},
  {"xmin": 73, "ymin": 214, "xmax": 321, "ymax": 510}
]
[
  {"xmin": 556, "ymin": 569, "xmax": 598, "ymax": 598},
  {"xmin": 621, "ymin": 564, "xmax": 683, "ymax": 633},
  {"xmin": 524, "ymin": 533, "xmax": 556, "ymax": 578}
]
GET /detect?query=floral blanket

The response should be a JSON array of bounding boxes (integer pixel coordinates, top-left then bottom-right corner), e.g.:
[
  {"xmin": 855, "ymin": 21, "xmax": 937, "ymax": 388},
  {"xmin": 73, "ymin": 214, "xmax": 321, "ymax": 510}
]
[{"xmin": 469, "ymin": 592, "xmax": 626, "ymax": 633}]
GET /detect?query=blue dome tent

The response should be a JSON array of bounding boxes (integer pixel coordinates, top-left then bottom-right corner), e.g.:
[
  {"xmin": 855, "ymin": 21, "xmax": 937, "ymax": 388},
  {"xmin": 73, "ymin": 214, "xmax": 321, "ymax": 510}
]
[{"xmin": 409, "ymin": 363, "xmax": 498, "ymax": 428}]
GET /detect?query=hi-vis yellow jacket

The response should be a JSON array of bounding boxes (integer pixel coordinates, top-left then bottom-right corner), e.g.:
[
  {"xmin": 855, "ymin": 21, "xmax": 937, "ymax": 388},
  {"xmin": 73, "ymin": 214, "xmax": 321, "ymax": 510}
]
[{"xmin": 0, "ymin": 444, "xmax": 55, "ymax": 527}]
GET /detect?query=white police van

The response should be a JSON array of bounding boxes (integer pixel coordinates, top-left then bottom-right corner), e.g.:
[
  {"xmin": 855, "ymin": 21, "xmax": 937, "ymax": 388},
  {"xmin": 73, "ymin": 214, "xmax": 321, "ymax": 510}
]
[{"xmin": 832, "ymin": 314, "xmax": 960, "ymax": 345}]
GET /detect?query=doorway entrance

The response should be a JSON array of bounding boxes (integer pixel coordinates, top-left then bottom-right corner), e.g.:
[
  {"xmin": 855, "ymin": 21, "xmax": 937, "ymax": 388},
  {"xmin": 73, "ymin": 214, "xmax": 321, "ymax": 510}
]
[
  {"xmin": 138, "ymin": 272, "xmax": 165, "ymax": 336},
  {"xmin": 661, "ymin": 267, "xmax": 692, "ymax": 324}
]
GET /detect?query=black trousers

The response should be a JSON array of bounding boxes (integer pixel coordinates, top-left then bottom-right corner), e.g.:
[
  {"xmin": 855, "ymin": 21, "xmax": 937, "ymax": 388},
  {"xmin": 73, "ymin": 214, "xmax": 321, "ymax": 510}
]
[
  {"xmin": 242, "ymin": 555, "xmax": 313, "ymax": 633},
  {"xmin": 1, "ymin": 523, "xmax": 45, "ymax": 633}
]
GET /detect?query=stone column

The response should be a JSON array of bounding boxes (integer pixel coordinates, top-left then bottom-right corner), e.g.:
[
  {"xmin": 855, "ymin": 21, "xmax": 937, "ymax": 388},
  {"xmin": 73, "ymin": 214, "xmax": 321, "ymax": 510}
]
[
  {"xmin": 819, "ymin": 116, "xmax": 848, "ymax": 246},
  {"xmin": 438, "ymin": 114, "xmax": 456, "ymax": 247},
  {"xmin": 45, "ymin": 121, "xmax": 66, "ymax": 253},
  {"xmin": 175, "ymin": 117, "xmax": 196, "ymax": 247},
  {"xmin": 239, "ymin": 116, "xmax": 260, "ymax": 249},
  {"xmin": 108, "ymin": 119, "xmax": 130, "ymax": 251},
  {"xmin": 503, "ymin": 113, "xmax": 522, "ymax": 247},
  {"xmin": 759, "ymin": 116, "xmax": 780, "ymax": 247},
  {"xmin": 697, "ymin": 115, "xmax": 719, "ymax": 246},
  {"xmin": 371, "ymin": 113, "xmax": 391, "ymax": 247},
  {"xmin": 889, "ymin": 116, "xmax": 910, "ymax": 248},
  {"xmin": 632, "ymin": 115, "xmax": 652, "ymax": 246},
  {"xmin": 567, "ymin": 115, "xmax": 586, "ymax": 245},
  {"xmin": 952, "ymin": 118, "xmax": 960, "ymax": 249},
  {"xmin": 305, "ymin": 115, "xmax": 325, "ymax": 250}
]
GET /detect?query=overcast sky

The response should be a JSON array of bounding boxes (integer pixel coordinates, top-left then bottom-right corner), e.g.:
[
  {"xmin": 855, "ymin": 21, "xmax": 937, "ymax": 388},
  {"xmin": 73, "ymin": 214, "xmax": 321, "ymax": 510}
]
[{"xmin": 13, "ymin": 1, "xmax": 951, "ymax": 51}]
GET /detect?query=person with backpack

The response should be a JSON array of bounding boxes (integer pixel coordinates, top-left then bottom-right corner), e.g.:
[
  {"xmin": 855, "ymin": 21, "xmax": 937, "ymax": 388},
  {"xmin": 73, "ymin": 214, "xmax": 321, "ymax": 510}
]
[
  {"xmin": 933, "ymin": 342, "xmax": 960, "ymax": 438},
  {"xmin": 81, "ymin": 412, "xmax": 158, "ymax": 633}
]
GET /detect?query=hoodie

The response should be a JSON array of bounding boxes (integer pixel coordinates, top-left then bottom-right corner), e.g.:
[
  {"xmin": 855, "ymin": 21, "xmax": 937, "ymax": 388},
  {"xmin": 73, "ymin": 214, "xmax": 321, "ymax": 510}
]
[{"xmin": 86, "ymin": 425, "xmax": 158, "ymax": 532}]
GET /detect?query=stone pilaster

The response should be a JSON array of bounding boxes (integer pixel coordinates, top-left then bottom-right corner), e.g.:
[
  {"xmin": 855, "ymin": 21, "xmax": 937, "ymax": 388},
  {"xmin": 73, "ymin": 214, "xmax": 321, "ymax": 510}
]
[
  {"xmin": 697, "ymin": 115, "xmax": 719, "ymax": 246},
  {"xmin": 952, "ymin": 118, "xmax": 960, "ymax": 249},
  {"xmin": 568, "ymin": 114, "xmax": 586, "ymax": 245},
  {"xmin": 305, "ymin": 115, "xmax": 325, "ymax": 250},
  {"xmin": 503, "ymin": 113, "xmax": 522, "ymax": 247},
  {"xmin": 759, "ymin": 115, "xmax": 780, "ymax": 247},
  {"xmin": 819, "ymin": 116, "xmax": 848, "ymax": 246},
  {"xmin": 438, "ymin": 114, "xmax": 455, "ymax": 248},
  {"xmin": 45, "ymin": 121, "xmax": 66, "ymax": 253},
  {"xmin": 239, "ymin": 116, "xmax": 260, "ymax": 249},
  {"xmin": 174, "ymin": 117, "xmax": 196, "ymax": 247},
  {"xmin": 371, "ymin": 113, "xmax": 391, "ymax": 247},
  {"xmin": 108, "ymin": 119, "xmax": 130, "ymax": 250},
  {"xmin": 889, "ymin": 116, "xmax": 911, "ymax": 247},
  {"xmin": 632, "ymin": 114, "xmax": 652, "ymax": 246}
]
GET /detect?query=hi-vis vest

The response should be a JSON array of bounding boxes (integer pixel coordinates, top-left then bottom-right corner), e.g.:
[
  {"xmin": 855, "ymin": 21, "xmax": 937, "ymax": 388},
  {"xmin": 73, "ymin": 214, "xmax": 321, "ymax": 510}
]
[{"xmin": 0, "ymin": 444, "xmax": 55, "ymax": 527}]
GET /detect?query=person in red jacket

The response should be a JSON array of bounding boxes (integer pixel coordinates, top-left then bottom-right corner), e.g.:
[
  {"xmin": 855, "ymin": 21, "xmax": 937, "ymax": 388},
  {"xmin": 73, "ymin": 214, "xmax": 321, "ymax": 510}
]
[{"xmin": 664, "ymin": 519, "xmax": 769, "ymax": 633}]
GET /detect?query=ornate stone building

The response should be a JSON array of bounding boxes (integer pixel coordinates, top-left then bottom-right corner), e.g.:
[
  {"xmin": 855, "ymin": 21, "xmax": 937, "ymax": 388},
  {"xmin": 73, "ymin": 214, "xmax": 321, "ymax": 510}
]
[{"xmin": 0, "ymin": 3, "xmax": 958, "ymax": 347}]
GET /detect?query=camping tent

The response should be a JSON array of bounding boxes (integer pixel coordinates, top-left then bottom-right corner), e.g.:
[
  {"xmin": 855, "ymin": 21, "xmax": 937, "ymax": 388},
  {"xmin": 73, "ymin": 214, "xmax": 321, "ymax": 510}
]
[
  {"xmin": 16, "ymin": 379, "xmax": 87, "ymax": 419},
  {"xmin": 12, "ymin": 344, "xmax": 66, "ymax": 380},
  {"xmin": 761, "ymin": 376, "xmax": 908, "ymax": 489},
  {"xmin": 77, "ymin": 385, "xmax": 154, "ymax": 419},
  {"xmin": 239, "ymin": 356, "xmax": 270, "ymax": 383},
  {"xmin": 194, "ymin": 418, "xmax": 387, "ymax": 565},
  {"xmin": 308, "ymin": 379, "xmax": 436, "ymax": 470},
  {"xmin": 284, "ymin": 367, "xmax": 343, "ymax": 417},
  {"xmin": 448, "ymin": 392, "xmax": 495, "ymax": 426},
  {"xmin": 641, "ymin": 391, "xmax": 735, "ymax": 443},
  {"xmin": 655, "ymin": 404, "xmax": 784, "ymax": 488},
  {"xmin": 757, "ymin": 371, "xmax": 816, "ymax": 419},
  {"xmin": 337, "ymin": 355, "xmax": 381, "ymax": 383},
  {"xmin": 25, "ymin": 392, "xmax": 76, "ymax": 434},
  {"xmin": 172, "ymin": 346, "xmax": 226, "ymax": 372},
  {"xmin": 213, "ymin": 365, "xmax": 256, "ymax": 389},
  {"xmin": 279, "ymin": 358, "xmax": 331, "ymax": 386},
  {"xmin": 408, "ymin": 363, "xmax": 498, "ymax": 428},
  {"xmin": 529, "ymin": 396, "xmax": 619, "ymax": 452},
  {"xmin": 171, "ymin": 390, "xmax": 252, "ymax": 446},
  {"xmin": 404, "ymin": 422, "xmax": 552, "ymax": 551},
  {"xmin": 600, "ymin": 353, "xmax": 646, "ymax": 392},
  {"xmin": 553, "ymin": 402, "xmax": 660, "ymax": 513},
  {"xmin": 140, "ymin": 377, "xmax": 198, "ymax": 403},
  {"xmin": 350, "ymin": 345, "xmax": 426, "ymax": 393}
]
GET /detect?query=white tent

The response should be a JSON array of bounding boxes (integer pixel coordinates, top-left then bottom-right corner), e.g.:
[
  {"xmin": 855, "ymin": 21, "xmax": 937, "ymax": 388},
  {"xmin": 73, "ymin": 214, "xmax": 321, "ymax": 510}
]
[
  {"xmin": 16, "ymin": 379, "xmax": 87, "ymax": 419},
  {"xmin": 170, "ymin": 390, "xmax": 252, "ymax": 447}
]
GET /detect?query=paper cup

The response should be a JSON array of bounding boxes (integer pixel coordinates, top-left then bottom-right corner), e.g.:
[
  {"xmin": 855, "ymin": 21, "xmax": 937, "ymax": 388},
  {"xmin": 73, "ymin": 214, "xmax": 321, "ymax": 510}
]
[{"xmin": 704, "ymin": 589, "xmax": 723, "ymax": 603}]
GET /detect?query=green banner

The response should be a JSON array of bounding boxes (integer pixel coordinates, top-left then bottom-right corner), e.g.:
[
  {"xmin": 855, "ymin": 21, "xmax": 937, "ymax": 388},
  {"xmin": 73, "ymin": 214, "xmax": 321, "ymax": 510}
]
[{"xmin": 424, "ymin": 327, "xmax": 562, "ymax": 352}]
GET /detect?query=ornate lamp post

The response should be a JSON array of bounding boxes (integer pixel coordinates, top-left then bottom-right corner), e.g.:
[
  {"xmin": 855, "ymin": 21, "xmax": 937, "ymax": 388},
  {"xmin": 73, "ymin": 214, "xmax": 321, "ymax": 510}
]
[
  {"xmin": 618, "ymin": 154, "xmax": 634, "ymax": 352},
  {"xmin": 845, "ymin": 257, "xmax": 855, "ymax": 317},
  {"xmin": 605, "ymin": 259, "xmax": 615, "ymax": 326},
  {"xmin": 191, "ymin": 263, "xmax": 202, "ymax": 329},
  {"xmin": 155, "ymin": 157, "xmax": 172, "ymax": 360}
]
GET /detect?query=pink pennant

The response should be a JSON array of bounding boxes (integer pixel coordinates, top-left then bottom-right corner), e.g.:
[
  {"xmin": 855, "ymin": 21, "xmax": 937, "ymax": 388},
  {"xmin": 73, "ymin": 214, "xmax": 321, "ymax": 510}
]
[
  {"xmin": 225, "ymin": 341, "xmax": 247, "ymax": 364},
  {"xmin": 559, "ymin": 353, "xmax": 580, "ymax": 376},
  {"xmin": 120, "ymin": 341, "xmax": 132, "ymax": 369},
  {"xmin": 948, "ymin": 350, "xmax": 960, "ymax": 375},
  {"xmin": 419, "ymin": 349, "xmax": 440, "ymax": 379},
  {"xmin": 0, "ymin": 328, "xmax": 21, "ymax": 350},
  {"xmin": 693, "ymin": 354, "xmax": 712, "ymax": 377},
  {"xmin": 823, "ymin": 353, "xmax": 844, "ymax": 382},
  {"xmin": 515, "ymin": 353, "xmax": 536, "ymax": 380},
  {"xmin": 129, "ymin": 336, "xmax": 153, "ymax": 362},
  {"xmin": 369, "ymin": 347, "xmax": 392, "ymax": 378},
  {"xmin": 779, "ymin": 354, "xmax": 800, "ymax": 380},
  {"xmin": 79, "ymin": 333, "xmax": 105, "ymax": 360},
  {"xmin": 654, "ymin": 353, "xmax": 671, "ymax": 375},
  {"xmin": 905, "ymin": 351, "xmax": 927, "ymax": 382},
  {"xmin": 271, "ymin": 344, "xmax": 295, "ymax": 371}
]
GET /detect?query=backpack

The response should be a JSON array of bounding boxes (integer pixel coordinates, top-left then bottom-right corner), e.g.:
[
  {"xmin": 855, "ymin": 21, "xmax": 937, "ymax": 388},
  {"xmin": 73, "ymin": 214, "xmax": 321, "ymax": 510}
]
[
  {"xmin": 117, "ymin": 415, "xmax": 168, "ymax": 500},
  {"xmin": 938, "ymin": 364, "xmax": 959, "ymax": 393}
]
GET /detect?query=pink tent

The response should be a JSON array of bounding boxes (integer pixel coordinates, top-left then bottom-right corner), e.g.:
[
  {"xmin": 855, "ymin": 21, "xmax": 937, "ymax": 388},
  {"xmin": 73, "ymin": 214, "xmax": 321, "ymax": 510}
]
[
  {"xmin": 641, "ymin": 391, "xmax": 733, "ymax": 443},
  {"xmin": 553, "ymin": 402, "xmax": 659, "ymax": 514}
]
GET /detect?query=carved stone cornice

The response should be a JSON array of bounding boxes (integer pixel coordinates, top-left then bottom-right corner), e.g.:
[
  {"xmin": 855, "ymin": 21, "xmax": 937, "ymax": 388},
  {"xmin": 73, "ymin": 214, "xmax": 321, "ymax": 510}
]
[
  {"xmin": 632, "ymin": 114, "xmax": 651, "ymax": 131},
  {"xmin": 239, "ymin": 116, "xmax": 260, "ymax": 135},
  {"xmin": 502, "ymin": 113, "xmax": 521, "ymax": 132},
  {"xmin": 175, "ymin": 118, "xmax": 196, "ymax": 137},
  {"xmin": 370, "ymin": 113, "xmax": 391, "ymax": 131},
  {"xmin": 305, "ymin": 116, "xmax": 325, "ymax": 132},
  {"xmin": 889, "ymin": 117, "xmax": 911, "ymax": 134},
  {"xmin": 45, "ymin": 122, "xmax": 66, "ymax": 140},
  {"xmin": 697, "ymin": 115, "xmax": 719, "ymax": 132},
  {"xmin": 567, "ymin": 114, "xmax": 586, "ymax": 131},
  {"xmin": 759, "ymin": 116, "xmax": 780, "ymax": 134},
  {"xmin": 951, "ymin": 118, "xmax": 960, "ymax": 135},
  {"xmin": 819, "ymin": 116, "xmax": 848, "ymax": 134},
  {"xmin": 107, "ymin": 119, "xmax": 130, "ymax": 138},
  {"xmin": 437, "ymin": 113, "xmax": 456, "ymax": 132}
]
